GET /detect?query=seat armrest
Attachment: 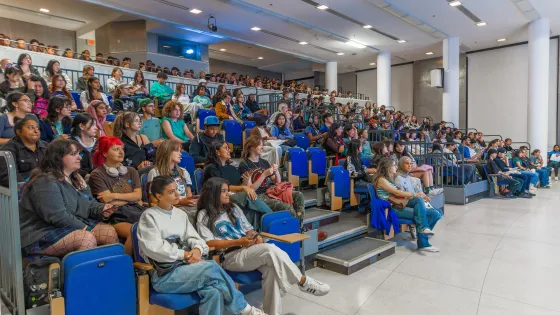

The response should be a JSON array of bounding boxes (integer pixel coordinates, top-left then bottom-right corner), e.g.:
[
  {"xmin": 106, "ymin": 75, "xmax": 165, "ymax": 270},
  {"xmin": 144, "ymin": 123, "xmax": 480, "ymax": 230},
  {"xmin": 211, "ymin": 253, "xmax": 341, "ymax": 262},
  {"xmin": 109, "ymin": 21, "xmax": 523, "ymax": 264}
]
[
  {"xmin": 133, "ymin": 262, "xmax": 153, "ymax": 271},
  {"xmin": 260, "ymin": 232, "xmax": 309, "ymax": 244}
]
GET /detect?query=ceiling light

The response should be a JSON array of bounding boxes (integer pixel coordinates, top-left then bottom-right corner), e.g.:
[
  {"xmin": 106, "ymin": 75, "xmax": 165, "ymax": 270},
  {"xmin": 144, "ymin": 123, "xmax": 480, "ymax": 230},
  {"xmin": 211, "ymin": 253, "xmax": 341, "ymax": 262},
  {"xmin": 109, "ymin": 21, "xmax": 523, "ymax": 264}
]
[
  {"xmin": 497, "ymin": 38, "xmax": 506, "ymax": 42},
  {"xmin": 219, "ymin": 48, "xmax": 226, "ymax": 51},
  {"xmin": 363, "ymin": 25, "xmax": 373, "ymax": 29},
  {"xmin": 299, "ymin": 41, "xmax": 308, "ymax": 45},
  {"xmin": 39, "ymin": 8, "xmax": 50, "ymax": 13},
  {"xmin": 336, "ymin": 52, "xmax": 345, "ymax": 56},
  {"xmin": 189, "ymin": 8, "xmax": 202, "ymax": 14},
  {"xmin": 251, "ymin": 27, "xmax": 261, "ymax": 31},
  {"xmin": 186, "ymin": 49, "xmax": 194, "ymax": 54},
  {"xmin": 258, "ymin": 57, "xmax": 264, "ymax": 59},
  {"xmin": 397, "ymin": 39, "xmax": 406, "ymax": 43},
  {"xmin": 346, "ymin": 41, "xmax": 366, "ymax": 49},
  {"xmin": 476, "ymin": 21, "xmax": 487, "ymax": 27},
  {"xmin": 448, "ymin": 1, "xmax": 462, "ymax": 7},
  {"xmin": 369, "ymin": 63, "xmax": 376, "ymax": 66},
  {"xmin": 316, "ymin": 5, "xmax": 329, "ymax": 10},
  {"xmin": 162, "ymin": 45, "xmax": 171, "ymax": 48},
  {"xmin": 426, "ymin": 52, "xmax": 434, "ymax": 55}
]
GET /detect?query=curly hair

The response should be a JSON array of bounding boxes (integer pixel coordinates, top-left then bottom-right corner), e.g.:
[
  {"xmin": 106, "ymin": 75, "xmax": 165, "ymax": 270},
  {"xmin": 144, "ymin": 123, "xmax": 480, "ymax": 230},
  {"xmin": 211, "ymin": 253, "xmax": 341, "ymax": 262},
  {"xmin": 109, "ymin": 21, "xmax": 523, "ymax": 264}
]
[{"xmin": 162, "ymin": 100, "xmax": 184, "ymax": 118}]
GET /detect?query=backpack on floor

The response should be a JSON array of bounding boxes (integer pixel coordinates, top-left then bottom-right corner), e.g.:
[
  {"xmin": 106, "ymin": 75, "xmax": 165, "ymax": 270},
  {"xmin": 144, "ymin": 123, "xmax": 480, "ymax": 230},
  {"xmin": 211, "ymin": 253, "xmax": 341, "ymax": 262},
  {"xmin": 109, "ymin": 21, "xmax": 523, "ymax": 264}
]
[{"xmin": 24, "ymin": 255, "xmax": 61, "ymax": 309}]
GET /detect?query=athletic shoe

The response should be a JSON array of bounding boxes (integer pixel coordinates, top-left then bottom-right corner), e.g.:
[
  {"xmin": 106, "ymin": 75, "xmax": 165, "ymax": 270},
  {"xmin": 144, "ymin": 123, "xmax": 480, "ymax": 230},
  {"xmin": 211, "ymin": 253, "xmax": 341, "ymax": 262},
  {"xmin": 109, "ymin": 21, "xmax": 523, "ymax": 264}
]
[
  {"xmin": 542, "ymin": 185, "xmax": 551, "ymax": 189},
  {"xmin": 528, "ymin": 192, "xmax": 536, "ymax": 196},
  {"xmin": 555, "ymin": 177, "xmax": 558, "ymax": 181},
  {"xmin": 505, "ymin": 193, "xmax": 517, "ymax": 199},
  {"xmin": 409, "ymin": 225, "xmax": 417, "ymax": 240},
  {"xmin": 429, "ymin": 188, "xmax": 444, "ymax": 196},
  {"xmin": 242, "ymin": 306, "xmax": 267, "ymax": 315},
  {"xmin": 419, "ymin": 246, "xmax": 440, "ymax": 253},
  {"xmin": 517, "ymin": 192, "xmax": 532, "ymax": 199},
  {"xmin": 418, "ymin": 228, "xmax": 435, "ymax": 236},
  {"xmin": 299, "ymin": 277, "xmax": 330, "ymax": 296}
]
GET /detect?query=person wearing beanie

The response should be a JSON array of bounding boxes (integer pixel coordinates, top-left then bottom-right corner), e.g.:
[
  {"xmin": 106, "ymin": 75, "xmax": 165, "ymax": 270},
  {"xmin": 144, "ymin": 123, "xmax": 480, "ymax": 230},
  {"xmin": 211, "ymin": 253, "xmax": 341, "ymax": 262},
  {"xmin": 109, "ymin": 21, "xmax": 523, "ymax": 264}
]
[
  {"xmin": 138, "ymin": 98, "xmax": 163, "ymax": 142},
  {"xmin": 486, "ymin": 148, "xmax": 531, "ymax": 199}
]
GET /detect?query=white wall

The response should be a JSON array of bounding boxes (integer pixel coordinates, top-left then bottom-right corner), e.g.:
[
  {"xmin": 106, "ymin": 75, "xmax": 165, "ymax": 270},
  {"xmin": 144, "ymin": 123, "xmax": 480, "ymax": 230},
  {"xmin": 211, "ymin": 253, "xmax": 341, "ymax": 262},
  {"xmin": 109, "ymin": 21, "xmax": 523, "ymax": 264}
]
[
  {"xmin": 356, "ymin": 63, "xmax": 414, "ymax": 113},
  {"xmin": 467, "ymin": 38, "xmax": 558, "ymax": 148}
]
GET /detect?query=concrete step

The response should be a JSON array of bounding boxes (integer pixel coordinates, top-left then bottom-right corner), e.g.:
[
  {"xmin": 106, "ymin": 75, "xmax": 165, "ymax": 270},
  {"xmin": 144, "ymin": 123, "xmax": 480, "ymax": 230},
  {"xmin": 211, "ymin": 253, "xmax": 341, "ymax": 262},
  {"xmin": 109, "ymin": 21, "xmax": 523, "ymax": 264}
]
[{"xmin": 303, "ymin": 208, "xmax": 340, "ymax": 230}]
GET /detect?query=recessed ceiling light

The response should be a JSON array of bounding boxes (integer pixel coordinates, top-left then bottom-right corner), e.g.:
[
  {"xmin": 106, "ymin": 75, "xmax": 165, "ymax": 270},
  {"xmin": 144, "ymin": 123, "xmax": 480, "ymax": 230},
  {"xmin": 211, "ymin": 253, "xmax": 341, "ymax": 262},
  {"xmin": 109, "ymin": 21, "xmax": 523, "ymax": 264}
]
[
  {"xmin": 220, "ymin": 48, "xmax": 226, "ymax": 51},
  {"xmin": 448, "ymin": 1, "xmax": 462, "ymax": 7},
  {"xmin": 476, "ymin": 21, "xmax": 487, "ymax": 27},
  {"xmin": 346, "ymin": 41, "xmax": 366, "ymax": 49},
  {"xmin": 189, "ymin": 8, "xmax": 202, "ymax": 14},
  {"xmin": 369, "ymin": 62, "xmax": 376, "ymax": 66},
  {"xmin": 397, "ymin": 39, "xmax": 406, "ymax": 43},
  {"xmin": 316, "ymin": 4, "xmax": 329, "ymax": 10},
  {"xmin": 336, "ymin": 52, "xmax": 345, "ymax": 56},
  {"xmin": 426, "ymin": 52, "xmax": 434, "ymax": 55},
  {"xmin": 497, "ymin": 38, "xmax": 506, "ymax": 42},
  {"xmin": 299, "ymin": 41, "xmax": 308, "ymax": 45},
  {"xmin": 39, "ymin": 8, "xmax": 50, "ymax": 13},
  {"xmin": 251, "ymin": 27, "xmax": 261, "ymax": 31},
  {"xmin": 258, "ymin": 57, "xmax": 264, "ymax": 59},
  {"xmin": 363, "ymin": 25, "xmax": 373, "ymax": 29}
]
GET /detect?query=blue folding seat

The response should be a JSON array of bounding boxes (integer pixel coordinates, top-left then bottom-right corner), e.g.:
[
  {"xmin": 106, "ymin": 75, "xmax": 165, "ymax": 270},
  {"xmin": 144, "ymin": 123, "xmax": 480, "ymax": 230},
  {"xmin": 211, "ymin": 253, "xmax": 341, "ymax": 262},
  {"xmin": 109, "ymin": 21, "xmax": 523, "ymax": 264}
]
[
  {"xmin": 196, "ymin": 109, "xmax": 215, "ymax": 132},
  {"xmin": 307, "ymin": 147, "xmax": 327, "ymax": 185},
  {"xmin": 193, "ymin": 169, "xmax": 204, "ymax": 194},
  {"xmin": 242, "ymin": 121, "xmax": 256, "ymax": 130},
  {"xmin": 222, "ymin": 120, "xmax": 243, "ymax": 152},
  {"xmin": 294, "ymin": 134, "xmax": 310, "ymax": 150},
  {"xmin": 70, "ymin": 91, "xmax": 82, "ymax": 109},
  {"xmin": 260, "ymin": 210, "xmax": 308, "ymax": 265},
  {"xmin": 244, "ymin": 127, "xmax": 253, "ymax": 143},
  {"xmin": 178, "ymin": 152, "xmax": 195, "ymax": 184},
  {"xmin": 286, "ymin": 147, "xmax": 308, "ymax": 188},
  {"xmin": 326, "ymin": 166, "xmax": 350, "ymax": 211}
]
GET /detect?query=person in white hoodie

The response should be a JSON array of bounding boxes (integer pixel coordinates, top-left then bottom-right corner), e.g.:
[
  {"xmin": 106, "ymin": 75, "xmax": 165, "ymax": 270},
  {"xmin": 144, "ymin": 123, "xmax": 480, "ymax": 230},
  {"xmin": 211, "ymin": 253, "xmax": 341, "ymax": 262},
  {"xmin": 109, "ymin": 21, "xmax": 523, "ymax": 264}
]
[{"xmin": 137, "ymin": 176, "xmax": 267, "ymax": 315}]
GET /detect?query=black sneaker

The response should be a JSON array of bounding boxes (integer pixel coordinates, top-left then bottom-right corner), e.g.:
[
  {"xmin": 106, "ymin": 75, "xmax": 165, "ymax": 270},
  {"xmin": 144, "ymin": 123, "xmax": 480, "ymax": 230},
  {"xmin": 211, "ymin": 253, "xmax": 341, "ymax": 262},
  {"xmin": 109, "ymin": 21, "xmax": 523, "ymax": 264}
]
[
  {"xmin": 505, "ymin": 193, "xmax": 517, "ymax": 199},
  {"xmin": 518, "ymin": 192, "xmax": 532, "ymax": 199}
]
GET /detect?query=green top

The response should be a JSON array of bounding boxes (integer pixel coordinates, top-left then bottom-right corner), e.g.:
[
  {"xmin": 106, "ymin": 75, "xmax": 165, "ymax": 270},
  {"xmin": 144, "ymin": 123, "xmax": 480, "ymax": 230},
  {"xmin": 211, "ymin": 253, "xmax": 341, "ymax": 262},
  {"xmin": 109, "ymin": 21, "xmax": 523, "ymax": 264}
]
[
  {"xmin": 376, "ymin": 179, "xmax": 398, "ymax": 201},
  {"xmin": 513, "ymin": 157, "xmax": 523, "ymax": 168},
  {"xmin": 193, "ymin": 95, "xmax": 212, "ymax": 108},
  {"xmin": 149, "ymin": 82, "xmax": 173, "ymax": 104},
  {"xmin": 139, "ymin": 117, "xmax": 162, "ymax": 142},
  {"xmin": 162, "ymin": 117, "xmax": 189, "ymax": 142},
  {"xmin": 54, "ymin": 121, "xmax": 63, "ymax": 137}
]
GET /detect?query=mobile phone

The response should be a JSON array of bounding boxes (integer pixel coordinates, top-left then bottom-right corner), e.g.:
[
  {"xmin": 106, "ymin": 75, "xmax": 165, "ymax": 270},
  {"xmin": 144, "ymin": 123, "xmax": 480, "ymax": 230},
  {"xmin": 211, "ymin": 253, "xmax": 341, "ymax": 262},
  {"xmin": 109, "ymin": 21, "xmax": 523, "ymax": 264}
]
[
  {"xmin": 250, "ymin": 233, "xmax": 260, "ymax": 240},
  {"xmin": 190, "ymin": 195, "xmax": 200, "ymax": 200}
]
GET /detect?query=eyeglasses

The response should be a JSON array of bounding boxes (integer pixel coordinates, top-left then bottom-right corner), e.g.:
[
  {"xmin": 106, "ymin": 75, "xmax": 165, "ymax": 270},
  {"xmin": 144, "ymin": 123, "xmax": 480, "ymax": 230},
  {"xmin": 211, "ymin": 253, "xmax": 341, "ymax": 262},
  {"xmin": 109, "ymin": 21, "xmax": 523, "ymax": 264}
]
[{"xmin": 18, "ymin": 99, "xmax": 32, "ymax": 104}]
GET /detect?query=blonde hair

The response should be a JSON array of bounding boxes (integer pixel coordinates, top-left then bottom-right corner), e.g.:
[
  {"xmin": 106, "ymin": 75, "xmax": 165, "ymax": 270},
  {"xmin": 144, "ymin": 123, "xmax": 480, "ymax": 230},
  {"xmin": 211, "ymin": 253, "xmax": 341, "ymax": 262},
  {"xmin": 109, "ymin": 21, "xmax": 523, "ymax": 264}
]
[{"xmin": 154, "ymin": 139, "xmax": 184, "ymax": 178}]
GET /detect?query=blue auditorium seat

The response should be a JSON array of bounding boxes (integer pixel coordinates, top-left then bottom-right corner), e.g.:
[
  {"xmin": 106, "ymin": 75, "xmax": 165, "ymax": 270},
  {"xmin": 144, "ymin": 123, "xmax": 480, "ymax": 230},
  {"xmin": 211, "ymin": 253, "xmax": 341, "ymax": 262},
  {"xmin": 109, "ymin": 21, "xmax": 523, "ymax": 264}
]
[
  {"xmin": 193, "ymin": 169, "xmax": 204, "ymax": 194},
  {"xmin": 294, "ymin": 134, "xmax": 310, "ymax": 150},
  {"xmin": 178, "ymin": 152, "xmax": 195, "ymax": 183},
  {"xmin": 70, "ymin": 90, "xmax": 82, "ymax": 109},
  {"xmin": 286, "ymin": 147, "xmax": 308, "ymax": 187},
  {"xmin": 327, "ymin": 166, "xmax": 350, "ymax": 211},
  {"xmin": 307, "ymin": 147, "xmax": 327, "ymax": 185},
  {"xmin": 260, "ymin": 211, "xmax": 302, "ymax": 263},
  {"xmin": 196, "ymin": 109, "xmax": 215, "ymax": 132},
  {"xmin": 222, "ymin": 120, "xmax": 243, "ymax": 151},
  {"xmin": 367, "ymin": 184, "xmax": 412, "ymax": 237},
  {"xmin": 242, "ymin": 121, "xmax": 256, "ymax": 130}
]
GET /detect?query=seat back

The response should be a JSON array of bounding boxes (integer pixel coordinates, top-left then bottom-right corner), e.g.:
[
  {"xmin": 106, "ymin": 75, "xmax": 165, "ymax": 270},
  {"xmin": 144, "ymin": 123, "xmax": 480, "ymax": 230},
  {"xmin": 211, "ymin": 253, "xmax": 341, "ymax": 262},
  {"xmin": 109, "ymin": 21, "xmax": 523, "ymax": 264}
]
[
  {"xmin": 361, "ymin": 157, "xmax": 372, "ymax": 168},
  {"xmin": 244, "ymin": 127, "xmax": 253, "ymax": 142},
  {"xmin": 194, "ymin": 169, "xmax": 204, "ymax": 194},
  {"xmin": 141, "ymin": 173, "xmax": 149, "ymax": 203},
  {"xmin": 70, "ymin": 91, "xmax": 81, "ymax": 109},
  {"xmin": 197, "ymin": 110, "xmax": 215, "ymax": 131},
  {"xmin": 287, "ymin": 147, "xmax": 308, "ymax": 178},
  {"xmin": 261, "ymin": 211, "xmax": 300, "ymax": 262},
  {"xmin": 307, "ymin": 148, "xmax": 327, "ymax": 176},
  {"xmin": 178, "ymin": 152, "xmax": 195, "ymax": 184},
  {"xmin": 294, "ymin": 134, "xmax": 310, "ymax": 150},
  {"xmin": 242, "ymin": 121, "xmax": 256, "ymax": 130},
  {"xmin": 327, "ymin": 166, "xmax": 350, "ymax": 199},
  {"xmin": 62, "ymin": 244, "xmax": 135, "ymax": 315},
  {"xmin": 130, "ymin": 223, "xmax": 144, "ymax": 263},
  {"xmin": 222, "ymin": 120, "xmax": 243, "ymax": 146}
]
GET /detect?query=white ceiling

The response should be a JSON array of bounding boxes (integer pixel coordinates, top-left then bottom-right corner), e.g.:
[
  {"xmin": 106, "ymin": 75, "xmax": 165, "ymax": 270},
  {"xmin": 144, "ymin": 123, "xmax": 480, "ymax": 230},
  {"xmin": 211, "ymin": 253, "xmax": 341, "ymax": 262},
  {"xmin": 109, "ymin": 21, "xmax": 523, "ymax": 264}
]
[{"xmin": 3, "ymin": 0, "xmax": 560, "ymax": 74}]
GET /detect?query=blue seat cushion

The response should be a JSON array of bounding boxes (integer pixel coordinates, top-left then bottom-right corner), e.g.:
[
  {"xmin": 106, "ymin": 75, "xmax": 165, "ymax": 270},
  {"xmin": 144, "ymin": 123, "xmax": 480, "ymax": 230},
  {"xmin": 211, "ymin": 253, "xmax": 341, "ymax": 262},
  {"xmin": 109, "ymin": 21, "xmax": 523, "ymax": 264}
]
[
  {"xmin": 150, "ymin": 289, "xmax": 200, "ymax": 310},
  {"xmin": 227, "ymin": 270, "xmax": 262, "ymax": 285},
  {"xmin": 354, "ymin": 187, "xmax": 368, "ymax": 194}
]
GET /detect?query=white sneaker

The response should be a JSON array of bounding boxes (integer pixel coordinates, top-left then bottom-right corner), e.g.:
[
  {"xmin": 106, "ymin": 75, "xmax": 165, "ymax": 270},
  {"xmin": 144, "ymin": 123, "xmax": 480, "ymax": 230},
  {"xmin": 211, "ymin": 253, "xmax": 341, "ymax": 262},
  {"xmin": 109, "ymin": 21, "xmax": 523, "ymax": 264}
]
[
  {"xmin": 429, "ymin": 188, "xmax": 442, "ymax": 196},
  {"xmin": 419, "ymin": 246, "xmax": 440, "ymax": 253},
  {"xmin": 299, "ymin": 276, "xmax": 330, "ymax": 296},
  {"xmin": 555, "ymin": 177, "xmax": 558, "ymax": 181},
  {"xmin": 418, "ymin": 228, "xmax": 435, "ymax": 236},
  {"xmin": 243, "ymin": 306, "xmax": 267, "ymax": 315}
]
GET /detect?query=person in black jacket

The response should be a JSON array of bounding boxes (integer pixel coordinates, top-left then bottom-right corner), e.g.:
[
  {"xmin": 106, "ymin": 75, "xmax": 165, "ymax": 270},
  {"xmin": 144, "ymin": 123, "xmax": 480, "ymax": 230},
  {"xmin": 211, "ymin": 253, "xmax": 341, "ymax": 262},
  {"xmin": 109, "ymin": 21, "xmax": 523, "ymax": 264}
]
[
  {"xmin": 245, "ymin": 94, "xmax": 268, "ymax": 116},
  {"xmin": 486, "ymin": 148, "xmax": 530, "ymax": 199},
  {"xmin": 0, "ymin": 116, "xmax": 46, "ymax": 187},
  {"xmin": 189, "ymin": 116, "xmax": 224, "ymax": 164},
  {"xmin": 70, "ymin": 113, "xmax": 98, "ymax": 178}
]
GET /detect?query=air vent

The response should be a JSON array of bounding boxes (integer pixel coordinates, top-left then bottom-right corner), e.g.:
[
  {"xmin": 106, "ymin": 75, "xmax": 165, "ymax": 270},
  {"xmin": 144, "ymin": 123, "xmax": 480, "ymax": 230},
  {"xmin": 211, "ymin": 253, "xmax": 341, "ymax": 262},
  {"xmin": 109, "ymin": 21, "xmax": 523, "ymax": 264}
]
[
  {"xmin": 455, "ymin": 5, "xmax": 482, "ymax": 23},
  {"xmin": 152, "ymin": 0, "xmax": 191, "ymax": 11},
  {"xmin": 510, "ymin": 0, "xmax": 541, "ymax": 21}
]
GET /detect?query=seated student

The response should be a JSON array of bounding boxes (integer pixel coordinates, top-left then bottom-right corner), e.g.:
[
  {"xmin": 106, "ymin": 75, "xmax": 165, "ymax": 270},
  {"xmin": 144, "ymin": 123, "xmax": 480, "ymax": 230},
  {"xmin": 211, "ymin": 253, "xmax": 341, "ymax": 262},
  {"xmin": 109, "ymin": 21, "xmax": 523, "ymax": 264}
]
[
  {"xmin": 131, "ymin": 70, "xmax": 149, "ymax": 97},
  {"xmin": 393, "ymin": 141, "xmax": 441, "ymax": 195},
  {"xmin": 106, "ymin": 68, "xmax": 124, "ymax": 94},
  {"xmin": 41, "ymin": 60, "xmax": 73, "ymax": 90},
  {"xmin": 216, "ymin": 94, "xmax": 241, "ymax": 122},
  {"xmin": 238, "ymin": 136, "xmax": 305, "ymax": 217},
  {"xmin": 196, "ymin": 177, "xmax": 329, "ymax": 315},
  {"xmin": 190, "ymin": 116, "xmax": 224, "ymax": 164},
  {"xmin": 80, "ymin": 77, "xmax": 109, "ymax": 110},
  {"xmin": 39, "ymin": 96, "xmax": 72, "ymax": 143},
  {"xmin": 85, "ymin": 100, "xmax": 109, "ymax": 137},
  {"xmin": 0, "ymin": 116, "xmax": 46, "ymax": 187},
  {"xmin": 374, "ymin": 158, "xmax": 441, "ymax": 252},
  {"xmin": 137, "ymin": 176, "xmax": 267, "ymax": 315},
  {"xmin": 487, "ymin": 148, "xmax": 531, "ymax": 198},
  {"xmin": 503, "ymin": 138, "xmax": 513, "ymax": 152},
  {"xmin": 172, "ymin": 83, "xmax": 202, "ymax": 121},
  {"xmin": 232, "ymin": 94, "xmax": 254, "ymax": 121},
  {"xmin": 245, "ymin": 94, "xmax": 268, "ymax": 116},
  {"xmin": 161, "ymin": 101, "xmax": 195, "ymax": 151},
  {"xmin": 267, "ymin": 103, "xmax": 292, "ymax": 130},
  {"xmin": 113, "ymin": 111, "xmax": 158, "ymax": 172},
  {"xmin": 150, "ymin": 72, "xmax": 173, "ymax": 108},
  {"xmin": 358, "ymin": 128, "xmax": 374, "ymax": 159},
  {"xmin": 19, "ymin": 139, "xmax": 119, "ymax": 257},
  {"xmin": 342, "ymin": 125, "xmax": 357, "ymax": 145},
  {"xmin": 0, "ymin": 67, "xmax": 34, "ymax": 101},
  {"xmin": 70, "ymin": 113, "xmax": 97, "ymax": 178},
  {"xmin": 28, "ymin": 75, "xmax": 50, "ymax": 119},
  {"xmin": 344, "ymin": 139, "xmax": 375, "ymax": 188},
  {"xmin": 458, "ymin": 137, "xmax": 482, "ymax": 162},
  {"xmin": 292, "ymin": 108, "xmax": 306, "ymax": 131},
  {"xmin": 394, "ymin": 156, "xmax": 444, "ymax": 238},
  {"xmin": 270, "ymin": 113, "xmax": 294, "ymax": 153},
  {"xmin": 512, "ymin": 149, "xmax": 541, "ymax": 191},
  {"xmin": 304, "ymin": 114, "xmax": 325, "ymax": 147},
  {"xmin": 442, "ymin": 142, "xmax": 477, "ymax": 185},
  {"xmin": 250, "ymin": 116, "xmax": 283, "ymax": 166},
  {"xmin": 530, "ymin": 149, "xmax": 551, "ymax": 187},
  {"xmin": 493, "ymin": 148, "xmax": 534, "ymax": 194},
  {"xmin": 15, "ymin": 53, "xmax": 40, "ymax": 80},
  {"xmin": 322, "ymin": 123, "xmax": 346, "ymax": 164},
  {"xmin": 76, "ymin": 65, "xmax": 95, "ymax": 91},
  {"xmin": 50, "ymin": 74, "xmax": 78, "ymax": 110},
  {"xmin": 112, "ymin": 83, "xmax": 137, "ymax": 112},
  {"xmin": 138, "ymin": 99, "xmax": 163, "ymax": 142},
  {"xmin": 89, "ymin": 136, "xmax": 147, "ymax": 255},
  {"xmin": 192, "ymin": 85, "xmax": 213, "ymax": 109},
  {"xmin": 548, "ymin": 144, "xmax": 560, "ymax": 181},
  {"xmin": 0, "ymin": 92, "xmax": 36, "ymax": 145}
]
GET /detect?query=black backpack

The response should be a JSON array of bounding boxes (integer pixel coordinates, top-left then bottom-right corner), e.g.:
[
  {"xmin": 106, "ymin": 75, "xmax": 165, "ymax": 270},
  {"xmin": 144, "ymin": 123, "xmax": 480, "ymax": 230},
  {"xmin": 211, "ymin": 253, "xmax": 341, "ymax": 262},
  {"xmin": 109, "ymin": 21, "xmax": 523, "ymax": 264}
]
[{"xmin": 23, "ymin": 256, "xmax": 61, "ymax": 309}]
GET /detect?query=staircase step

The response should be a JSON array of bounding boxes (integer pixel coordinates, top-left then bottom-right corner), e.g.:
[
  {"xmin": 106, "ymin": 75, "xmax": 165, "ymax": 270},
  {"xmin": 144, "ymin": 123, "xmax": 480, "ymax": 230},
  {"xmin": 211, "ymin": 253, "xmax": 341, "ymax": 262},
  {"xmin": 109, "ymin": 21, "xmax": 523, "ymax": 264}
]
[
  {"xmin": 315, "ymin": 237, "xmax": 396, "ymax": 275},
  {"xmin": 303, "ymin": 208, "xmax": 340, "ymax": 230},
  {"xmin": 302, "ymin": 189, "xmax": 317, "ymax": 207},
  {"xmin": 317, "ymin": 211, "xmax": 368, "ymax": 248}
]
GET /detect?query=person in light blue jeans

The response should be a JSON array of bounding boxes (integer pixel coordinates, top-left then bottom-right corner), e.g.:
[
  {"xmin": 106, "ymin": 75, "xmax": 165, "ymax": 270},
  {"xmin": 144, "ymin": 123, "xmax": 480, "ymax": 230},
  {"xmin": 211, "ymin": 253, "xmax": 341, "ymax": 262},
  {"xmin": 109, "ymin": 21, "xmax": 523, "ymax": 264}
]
[
  {"xmin": 374, "ymin": 158, "xmax": 442, "ymax": 253},
  {"xmin": 137, "ymin": 176, "xmax": 266, "ymax": 315}
]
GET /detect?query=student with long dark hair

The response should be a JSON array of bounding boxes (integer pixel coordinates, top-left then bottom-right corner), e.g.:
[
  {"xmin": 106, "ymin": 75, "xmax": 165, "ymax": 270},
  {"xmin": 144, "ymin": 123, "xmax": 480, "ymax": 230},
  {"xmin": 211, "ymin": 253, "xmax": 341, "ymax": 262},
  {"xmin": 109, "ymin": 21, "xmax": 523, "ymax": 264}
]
[
  {"xmin": 39, "ymin": 96, "xmax": 72, "ymax": 142},
  {"xmin": 196, "ymin": 177, "xmax": 329, "ymax": 315},
  {"xmin": 112, "ymin": 111, "xmax": 156, "ymax": 171},
  {"xmin": 344, "ymin": 139, "xmax": 375, "ymax": 187},
  {"xmin": 27, "ymin": 75, "xmax": 49, "ymax": 118},
  {"xmin": 41, "ymin": 60, "xmax": 72, "ymax": 89},
  {"xmin": 70, "ymin": 113, "xmax": 98, "ymax": 177},
  {"xmin": 50, "ymin": 74, "xmax": 77, "ymax": 110},
  {"xmin": 131, "ymin": 70, "xmax": 148, "ymax": 97},
  {"xmin": 80, "ymin": 76, "xmax": 109, "ymax": 110},
  {"xmin": 137, "ymin": 176, "xmax": 266, "ymax": 315},
  {"xmin": 0, "ymin": 67, "xmax": 35, "ymax": 100},
  {"xmin": 0, "ymin": 92, "xmax": 35, "ymax": 144},
  {"xmin": 270, "ymin": 113, "xmax": 293, "ymax": 153},
  {"xmin": 19, "ymin": 139, "xmax": 118, "ymax": 257},
  {"xmin": 15, "ymin": 53, "xmax": 40, "ymax": 80},
  {"xmin": 322, "ymin": 122, "xmax": 346, "ymax": 165}
]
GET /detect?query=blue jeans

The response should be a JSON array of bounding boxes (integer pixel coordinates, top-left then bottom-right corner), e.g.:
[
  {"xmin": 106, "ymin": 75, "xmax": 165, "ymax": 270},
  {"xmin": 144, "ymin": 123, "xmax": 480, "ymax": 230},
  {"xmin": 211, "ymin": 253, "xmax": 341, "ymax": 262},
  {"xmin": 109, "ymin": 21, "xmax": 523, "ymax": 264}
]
[
  {"xmin": 151, "ymin": 260, "xmax": 248, "ymax": 315},
  {"xmin": 395, "ymin": 199, "xmax": 442, "ymax": 249},
  {"xmin": 520, "ymin": 171, "xmax": 539, "ymax": 185},
  {"xmin": 536, "ymin": 167, "xmax": 550, "ymax": 186},
  {"xmin": 511, "ymin": 173, "xmax": 531, "ymax": 191}
]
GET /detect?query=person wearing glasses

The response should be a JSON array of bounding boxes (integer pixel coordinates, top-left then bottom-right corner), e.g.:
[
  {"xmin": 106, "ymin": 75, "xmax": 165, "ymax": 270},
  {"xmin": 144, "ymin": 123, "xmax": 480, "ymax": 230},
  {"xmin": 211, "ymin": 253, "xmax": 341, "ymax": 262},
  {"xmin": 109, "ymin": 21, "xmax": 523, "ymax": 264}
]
[{"xmin": 0, "ymin": 92, "xmax": 36, "ymax": 144}]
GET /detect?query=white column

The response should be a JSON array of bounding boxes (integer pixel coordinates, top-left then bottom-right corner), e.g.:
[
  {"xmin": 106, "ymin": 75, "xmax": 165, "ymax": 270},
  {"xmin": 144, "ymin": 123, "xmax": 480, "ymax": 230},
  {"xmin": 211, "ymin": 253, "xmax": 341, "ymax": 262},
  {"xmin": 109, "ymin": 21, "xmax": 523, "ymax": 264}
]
[
  {"xmin": 528, "ymin": 18, "xmax": 550, "ymax": 165},
  {"xmin": 443, "ymin": 37, "xmax": 460, "ymax": 127},
  {"xmin": 377, "ymin": 51, "xmax": 391, "ymax": 107},
  {"xmin": 325, "ymin": 61, "xmax": 338, "ymax": 93}
]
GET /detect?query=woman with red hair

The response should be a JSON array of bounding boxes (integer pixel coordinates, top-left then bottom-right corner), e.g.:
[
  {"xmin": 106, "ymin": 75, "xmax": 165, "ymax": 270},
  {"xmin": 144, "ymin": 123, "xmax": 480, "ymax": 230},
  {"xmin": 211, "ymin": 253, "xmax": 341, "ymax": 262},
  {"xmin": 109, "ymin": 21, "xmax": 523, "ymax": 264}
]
[{"xmin": 89, "ymin": 136, "xmax": 146, "ymax": 255}]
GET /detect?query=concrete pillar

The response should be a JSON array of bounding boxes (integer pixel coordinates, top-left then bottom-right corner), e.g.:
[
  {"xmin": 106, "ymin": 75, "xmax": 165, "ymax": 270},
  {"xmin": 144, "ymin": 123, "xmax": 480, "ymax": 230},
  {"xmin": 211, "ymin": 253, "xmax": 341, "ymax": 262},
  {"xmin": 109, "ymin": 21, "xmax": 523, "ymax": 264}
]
[
  {"xmin": 377, "ymin": 51, "xmax": 391, "ymax": 107},
  {"xmin": 325, "ymin": 61, "xmax": 338, "ymax": 93},
  {"xmin": 443, "ymin": 37, "xmax": 460, "ymax": 127},
  {"xmin": 528, "ymin": 18, "xmax": 550, "ymax": 164}
]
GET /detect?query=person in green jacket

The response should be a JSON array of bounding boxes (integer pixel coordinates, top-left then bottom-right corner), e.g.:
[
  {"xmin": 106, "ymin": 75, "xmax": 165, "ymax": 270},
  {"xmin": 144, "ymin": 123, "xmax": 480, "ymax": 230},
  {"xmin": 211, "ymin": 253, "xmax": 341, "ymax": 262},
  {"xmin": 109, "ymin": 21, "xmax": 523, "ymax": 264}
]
[{"xmin": 150, "ymin": 72, "xmax": 173, "ymax": 108}]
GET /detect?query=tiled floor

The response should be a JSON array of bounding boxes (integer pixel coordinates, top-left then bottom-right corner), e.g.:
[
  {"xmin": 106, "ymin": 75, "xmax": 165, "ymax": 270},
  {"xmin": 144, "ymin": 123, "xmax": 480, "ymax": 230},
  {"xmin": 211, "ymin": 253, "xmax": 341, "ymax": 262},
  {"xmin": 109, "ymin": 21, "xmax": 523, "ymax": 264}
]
[{"xmin": 244, "ymin": 180, "xmax": 560, "ymax": 315}]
